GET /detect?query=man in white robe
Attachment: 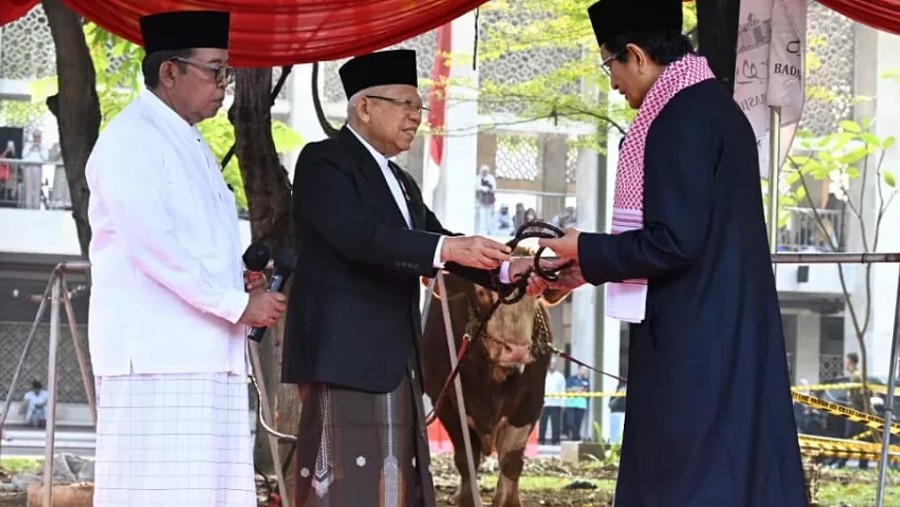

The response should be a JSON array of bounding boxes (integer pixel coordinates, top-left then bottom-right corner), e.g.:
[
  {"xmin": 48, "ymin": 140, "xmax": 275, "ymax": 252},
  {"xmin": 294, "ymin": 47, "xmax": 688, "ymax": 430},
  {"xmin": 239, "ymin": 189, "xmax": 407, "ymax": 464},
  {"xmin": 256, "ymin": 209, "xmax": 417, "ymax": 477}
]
[{"xmin": 85, "ymin": 10, "xmax": 286, "ymax": 506}]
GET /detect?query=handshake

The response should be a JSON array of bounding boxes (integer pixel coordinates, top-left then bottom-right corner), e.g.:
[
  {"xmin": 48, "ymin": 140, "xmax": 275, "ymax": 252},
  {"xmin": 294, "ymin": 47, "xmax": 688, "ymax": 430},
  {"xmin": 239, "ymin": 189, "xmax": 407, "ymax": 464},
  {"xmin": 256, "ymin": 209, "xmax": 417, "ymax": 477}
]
[{"xmin": 440, "ymin": 227, "xmax": 588, "ymax": 294}]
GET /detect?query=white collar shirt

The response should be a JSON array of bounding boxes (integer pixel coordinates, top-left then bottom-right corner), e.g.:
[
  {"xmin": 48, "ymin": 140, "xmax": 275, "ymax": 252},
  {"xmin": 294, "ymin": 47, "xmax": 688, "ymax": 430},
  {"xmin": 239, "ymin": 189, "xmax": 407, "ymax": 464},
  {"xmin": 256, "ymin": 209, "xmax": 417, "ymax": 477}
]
[
  {"xmin": 85, "ymin": 89, "xmax": 249, "ymax": 376},
  {"xmin": 346, "ymin": 125, "xmax": 446, "ymax": 267},
  {"xmin": 346, "ymin": 125, "xmax": 412, "ymax": 228}
]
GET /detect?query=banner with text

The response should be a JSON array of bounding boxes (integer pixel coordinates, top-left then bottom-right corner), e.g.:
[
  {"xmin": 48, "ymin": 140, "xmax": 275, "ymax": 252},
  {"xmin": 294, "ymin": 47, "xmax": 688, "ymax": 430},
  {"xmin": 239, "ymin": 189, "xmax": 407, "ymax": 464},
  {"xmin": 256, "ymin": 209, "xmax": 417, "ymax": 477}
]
[{"xmin": 733, "ymin": 0, "xmax": 808, "ymax": 178}]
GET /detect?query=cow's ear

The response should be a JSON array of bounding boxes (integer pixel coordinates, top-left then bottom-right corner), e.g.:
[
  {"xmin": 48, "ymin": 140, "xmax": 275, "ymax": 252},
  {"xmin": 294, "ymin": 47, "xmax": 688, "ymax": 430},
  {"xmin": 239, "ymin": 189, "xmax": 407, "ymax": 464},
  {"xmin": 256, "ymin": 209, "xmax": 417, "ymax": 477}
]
[{"xmin": 541, "ymin": 288, "xmax": 572, "ymax": 306}]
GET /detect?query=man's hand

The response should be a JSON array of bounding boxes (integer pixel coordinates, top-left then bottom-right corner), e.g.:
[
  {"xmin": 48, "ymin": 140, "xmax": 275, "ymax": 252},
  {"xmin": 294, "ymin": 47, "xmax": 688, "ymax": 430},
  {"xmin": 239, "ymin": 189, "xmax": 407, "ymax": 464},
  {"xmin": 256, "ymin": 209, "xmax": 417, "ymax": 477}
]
[
  {"xmin": 553, "ymin": 264, "xmax": 587, "ymax": 289},
  {"xmin": 507, "ymin": 257, "xmax": 534, "ymax": 281},
  {"xmin": 441, "ymin": 236, "xmax": 511, "ymax": 269},
  {"xmin": 244, "ymin": 271, "xmax": 267, "ymax": 292},
  {"xmin": 537, "ymin": 227, "xmax": 582, "ymax": 261},
  {"xmin": 507, "ymin": 257, "xmax": 573, "ymax": 297},
  {"xmin": 238, "ymin": 291, "xmax": 287, "ymax": 328},
  {"xmin": 526, "ymin": 263, "xmax": 587, "ymax": 295}
]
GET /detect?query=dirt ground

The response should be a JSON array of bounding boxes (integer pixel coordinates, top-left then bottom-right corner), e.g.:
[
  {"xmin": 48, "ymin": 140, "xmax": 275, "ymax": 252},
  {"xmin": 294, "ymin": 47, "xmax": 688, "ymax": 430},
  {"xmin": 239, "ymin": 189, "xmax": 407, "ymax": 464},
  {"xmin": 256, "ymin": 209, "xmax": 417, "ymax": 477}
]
[
  {"xmin": 3, "ymin": 456, "xmax": 899, "ymax": 507},
  {"xmin": 430, "ymin": 454, "xmax": 616, "ymax": 507}
]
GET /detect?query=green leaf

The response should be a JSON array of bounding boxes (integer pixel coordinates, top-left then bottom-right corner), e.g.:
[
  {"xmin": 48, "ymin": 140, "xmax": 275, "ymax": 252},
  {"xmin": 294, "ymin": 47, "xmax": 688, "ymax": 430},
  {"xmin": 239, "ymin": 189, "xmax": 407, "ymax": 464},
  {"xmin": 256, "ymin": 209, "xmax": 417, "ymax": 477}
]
[
  {"xmin": 846, "ymin": 166, "xmax": 861, "ymax": 179},
  {"xmin": 885, "ymin": 136, "xmax": 897, "ymax": 149},
  {"xmin": 840, "ymin": 120, "xmax": 862, "ymax": 133},
  {"xmin": 885, "ymin": 169, "xmax": 897, "ymax": 188},
  {"xmin": 272, "ymin": 121, "xmax": 304, "ymax": 153},
  {"xmin": 839, "ymin": 148, "xmax": 869, "ymax": 166},
  {"xmin": 811, "ymin": 163, "xmax": 832, "ymax": 180},
  {"xmin": 27, "ymin": 76, "xmax": 58, "ymax": 104},
  {"xmin": 859, "ymin": 132, "xmax": 880, "ymax": 147}
]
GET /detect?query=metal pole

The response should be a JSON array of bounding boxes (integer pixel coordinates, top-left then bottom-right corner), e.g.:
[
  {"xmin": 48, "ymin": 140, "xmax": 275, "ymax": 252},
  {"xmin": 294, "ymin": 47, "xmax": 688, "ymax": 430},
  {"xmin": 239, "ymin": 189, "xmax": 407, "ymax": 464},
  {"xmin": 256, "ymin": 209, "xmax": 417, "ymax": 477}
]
[
  {"xmin": 437, "ymin": 272, "xmax": 483, "ymax": 507},
  {"xmin": 421, "ymin": 276, "xmax": 438, "ymax": 329},
  {"xmin": 0, "ymin": 277, "xmax": 53, "ymax": 439},
  {"xmin": 875, "ymin": 268, "xmax": 900, "ymax": 507},
  {"xmin": 58, "ymin": 260, "xmax": 91, "ymax": 273},
  {"xmin": 60, "ymin": 277, "xmax": 96, "ymax": 427},
  {"xmin": 248, "ymin": 342, "xmax": 290, "ymax": 506},
  {"xmin": 42, "ymin": 274, "xmax": 62, "ymax": 507},
  {"xmin": 767, "ymin": 107, "xmax": 782, "ymax": 255},
  {"xmin": 772, "ymin": 253, "xmax": 900, "ymax": 264},
  {"xmin": 517, "ymin": 253, "xmax": 900, "ymax": 265}
]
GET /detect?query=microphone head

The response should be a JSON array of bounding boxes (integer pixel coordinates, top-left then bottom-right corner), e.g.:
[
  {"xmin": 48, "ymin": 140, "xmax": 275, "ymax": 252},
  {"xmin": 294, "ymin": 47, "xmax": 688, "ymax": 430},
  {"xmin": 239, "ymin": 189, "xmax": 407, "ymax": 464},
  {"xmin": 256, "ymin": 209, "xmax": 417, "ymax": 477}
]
[
  {"xmin": 243, "ymin": 242, "xmax": 271, "ymax": 272},
  {"xmin": 273, "ymin": 248, "xmax": 297, "ymax": 275}
]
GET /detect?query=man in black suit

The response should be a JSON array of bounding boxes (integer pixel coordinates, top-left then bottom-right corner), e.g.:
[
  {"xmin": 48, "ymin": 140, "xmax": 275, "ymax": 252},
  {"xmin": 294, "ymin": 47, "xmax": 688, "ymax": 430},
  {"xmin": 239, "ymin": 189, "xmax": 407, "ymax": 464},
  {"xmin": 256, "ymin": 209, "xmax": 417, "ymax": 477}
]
[{"xmin": 283, "ymin": 49, "xmax": 529, "ymax": 507}]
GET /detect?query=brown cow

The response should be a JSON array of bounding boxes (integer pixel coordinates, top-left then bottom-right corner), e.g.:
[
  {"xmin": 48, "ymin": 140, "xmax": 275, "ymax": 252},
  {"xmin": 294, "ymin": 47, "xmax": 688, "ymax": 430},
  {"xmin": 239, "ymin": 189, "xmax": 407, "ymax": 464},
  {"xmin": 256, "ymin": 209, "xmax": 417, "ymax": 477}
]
[{"xmin": 422, "ymin": 270, "xmax": 570, "ymax": 507}]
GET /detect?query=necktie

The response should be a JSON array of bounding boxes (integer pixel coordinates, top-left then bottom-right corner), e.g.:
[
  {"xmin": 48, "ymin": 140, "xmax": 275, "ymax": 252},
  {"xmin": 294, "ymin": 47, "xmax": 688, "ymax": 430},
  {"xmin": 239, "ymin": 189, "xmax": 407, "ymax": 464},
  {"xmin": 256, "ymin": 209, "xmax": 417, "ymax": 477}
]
[{"xmin": 387, "ymin": 162, "xmax": 411, "ymax": 202}]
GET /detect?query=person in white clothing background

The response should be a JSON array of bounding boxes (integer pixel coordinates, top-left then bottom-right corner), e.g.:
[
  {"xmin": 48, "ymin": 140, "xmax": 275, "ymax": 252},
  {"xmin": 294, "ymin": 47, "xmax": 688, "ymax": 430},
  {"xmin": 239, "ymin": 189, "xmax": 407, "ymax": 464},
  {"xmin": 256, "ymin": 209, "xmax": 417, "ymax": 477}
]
[
  {"xmin": 539, "ymin": 357, "xmax": 567, "ymax": 445},
  {"xmin": 85, "ymin": 10, "xmax": 285, "ymax": 506}
]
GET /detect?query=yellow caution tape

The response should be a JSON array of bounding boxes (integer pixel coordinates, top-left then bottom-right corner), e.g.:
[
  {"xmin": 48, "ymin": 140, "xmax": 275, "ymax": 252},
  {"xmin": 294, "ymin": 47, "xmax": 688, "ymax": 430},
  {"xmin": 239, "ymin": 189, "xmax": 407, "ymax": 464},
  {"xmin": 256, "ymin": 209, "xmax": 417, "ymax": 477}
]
[
  {"xmin": 791, "ymin": 382, "xmax": 862, "ymax": 392},
  {"xmin": 547, "ymin": 383, "xmax": 866, "ymax": 399},
  {"xmin": 544, "ymin": 391, "xmax": 625, "ymax": 398},
  {"xmin": 851, "ymin": 428, "xmax": 878, "ymax": 441},
  {"xmin": 868, "ymin": 384, "xmax": 900, "ymax": 396},
  {"xmin": 791, "ymin": 382, "xmax": 900, "ymax": 396},
  {"xmin": 798, "ymin": 434, "xmax": 900, "ymax": 462},
  {"xmin": 801, "ymin": 448, "xmax": 896, "ymax": 462},
  {"xmin": 792, "ymin": 392, "xmax": 900, "ymax": 436},
  {"xmin": 546, "ymin": 383, "xmax": 899, "ymax": 400}
]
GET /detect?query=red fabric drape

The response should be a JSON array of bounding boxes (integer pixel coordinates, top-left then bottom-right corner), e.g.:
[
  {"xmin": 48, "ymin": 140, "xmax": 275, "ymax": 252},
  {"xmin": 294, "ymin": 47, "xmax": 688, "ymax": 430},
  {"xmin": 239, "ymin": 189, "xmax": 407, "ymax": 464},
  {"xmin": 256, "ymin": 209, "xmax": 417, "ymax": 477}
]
[
  {"xmin": 0, "ymin": 0, "xmax": 37, "ymax": 26},
  {"xmin": 426, "ymin": 23, "xmax": 452, "ymax": 167},
  {"xmin": 0, "ymin": 0, "xmax": 488, "ymax": 67},
  {"xmin": 816, "ymin": 0, "xmax": 900, "ymax": 37}
]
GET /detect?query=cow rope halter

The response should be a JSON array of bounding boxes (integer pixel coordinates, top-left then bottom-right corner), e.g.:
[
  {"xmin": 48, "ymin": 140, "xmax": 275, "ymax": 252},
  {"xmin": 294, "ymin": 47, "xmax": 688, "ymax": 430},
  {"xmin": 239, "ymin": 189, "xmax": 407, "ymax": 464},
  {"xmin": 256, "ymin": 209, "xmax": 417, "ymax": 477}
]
[{"xmin": 425, "ymin": 221, "xmax": 575, "ymax": 425}]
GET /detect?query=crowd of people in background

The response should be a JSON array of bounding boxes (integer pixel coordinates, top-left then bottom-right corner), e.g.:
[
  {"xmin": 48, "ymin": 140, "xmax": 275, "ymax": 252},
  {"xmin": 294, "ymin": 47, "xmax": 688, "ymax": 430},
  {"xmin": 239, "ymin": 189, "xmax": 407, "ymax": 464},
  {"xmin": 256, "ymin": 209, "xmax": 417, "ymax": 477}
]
[{"xmin": 475, "ymin": 165, "xmax": 578, "ymax": 237}]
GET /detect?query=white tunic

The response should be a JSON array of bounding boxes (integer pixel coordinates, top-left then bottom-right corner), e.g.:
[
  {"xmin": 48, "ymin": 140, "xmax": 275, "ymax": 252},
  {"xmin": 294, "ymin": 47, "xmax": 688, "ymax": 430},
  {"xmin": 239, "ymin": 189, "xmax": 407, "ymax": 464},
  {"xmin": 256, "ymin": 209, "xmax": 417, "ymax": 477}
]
[
  {"xmin": 87, "ymin": 91, "xmax": 256, "ymax": 506},
  {"xmin": 86, "ymin": 90, "xmax": 249, "ymax": 377},
  {"xmin": 92, "ymin": 372, "xmax": 256, "ymax": 506}
]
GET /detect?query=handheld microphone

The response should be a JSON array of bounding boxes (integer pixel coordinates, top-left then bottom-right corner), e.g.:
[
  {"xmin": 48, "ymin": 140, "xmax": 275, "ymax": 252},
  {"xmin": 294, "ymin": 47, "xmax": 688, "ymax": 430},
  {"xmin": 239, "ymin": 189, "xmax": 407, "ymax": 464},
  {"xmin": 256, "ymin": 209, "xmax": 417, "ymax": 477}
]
[
  {"xmin": 248, "ymin": 248, "xmax": 297, "ymax": 343},
  {"xmin": 242, "ymin": 241, "xmax": 271, "ymax": 274}
]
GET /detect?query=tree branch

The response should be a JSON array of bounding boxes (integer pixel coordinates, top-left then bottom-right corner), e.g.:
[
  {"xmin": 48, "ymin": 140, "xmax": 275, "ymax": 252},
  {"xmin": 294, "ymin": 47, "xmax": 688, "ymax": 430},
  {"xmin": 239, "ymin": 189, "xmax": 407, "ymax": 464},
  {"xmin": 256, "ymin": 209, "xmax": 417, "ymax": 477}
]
[
  {"xmin": 794, "ymin": 158, "xmax": 870, "ymax": 402},
  {"xmin": 466, "ymin": 92, "xmax": 628, "ymax": 135}
]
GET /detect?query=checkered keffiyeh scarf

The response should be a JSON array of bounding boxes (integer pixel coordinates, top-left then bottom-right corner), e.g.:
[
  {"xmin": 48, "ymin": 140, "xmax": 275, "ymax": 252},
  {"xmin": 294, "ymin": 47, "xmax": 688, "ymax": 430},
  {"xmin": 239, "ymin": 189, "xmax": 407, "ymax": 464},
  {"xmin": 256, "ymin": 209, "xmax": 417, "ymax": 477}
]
[{"xmin": 607, "ymin": 53, "xmax": 715, "ymax": 323}]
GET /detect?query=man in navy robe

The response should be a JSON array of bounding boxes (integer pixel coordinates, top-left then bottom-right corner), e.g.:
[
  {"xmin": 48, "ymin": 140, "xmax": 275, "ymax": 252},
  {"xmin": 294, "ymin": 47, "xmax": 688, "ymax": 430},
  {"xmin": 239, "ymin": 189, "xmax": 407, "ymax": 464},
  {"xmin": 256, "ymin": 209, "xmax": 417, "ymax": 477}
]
[{"xmin": 533, "ymin": 1, "xmax": 809, "ymax": 505}]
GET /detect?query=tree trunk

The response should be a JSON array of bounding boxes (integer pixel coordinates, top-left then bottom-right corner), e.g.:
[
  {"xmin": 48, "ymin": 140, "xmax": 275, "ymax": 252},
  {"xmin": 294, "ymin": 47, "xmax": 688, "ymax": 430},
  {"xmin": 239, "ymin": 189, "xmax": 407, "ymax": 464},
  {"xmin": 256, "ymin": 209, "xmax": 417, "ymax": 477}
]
[
  {"xmin": 42, "ymin": 0, "xmax": 100, "ymax": 258},
  {"xmin": 695, "ymin": 0, "xmax": 741, "ymax": 95},
  {"xmin": 231, "ymin": 67, "xmax": 298, "ymax": 494}
]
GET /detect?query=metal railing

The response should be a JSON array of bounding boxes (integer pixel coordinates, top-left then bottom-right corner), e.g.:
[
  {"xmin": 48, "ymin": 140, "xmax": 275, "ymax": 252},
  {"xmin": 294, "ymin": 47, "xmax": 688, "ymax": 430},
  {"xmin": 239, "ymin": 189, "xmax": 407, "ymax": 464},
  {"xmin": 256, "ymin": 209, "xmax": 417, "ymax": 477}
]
[
  {"xmin": 0, "ymin": 157, "xmax": 71, "ymax": 210},
  {"xmin": 0, "ymin": 261, "xmax": 291, "ymax": 507},
  {"xmin": 779, "ymin": 207, "xmax": 845, "ymax": 252}
]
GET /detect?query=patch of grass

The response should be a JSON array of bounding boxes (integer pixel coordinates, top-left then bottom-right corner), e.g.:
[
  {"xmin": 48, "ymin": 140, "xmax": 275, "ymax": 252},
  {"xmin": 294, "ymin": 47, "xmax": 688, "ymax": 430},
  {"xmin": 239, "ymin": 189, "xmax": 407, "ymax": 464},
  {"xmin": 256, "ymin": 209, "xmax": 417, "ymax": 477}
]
[
  {"xmin": 479, "ymin": 474, "xmax": 617, "ymax": 492},
  {"xmin": 817, "ymin": 481, "xmax": 900, "ymax": 506},
  {"xmin": 814, "ymin": 468, "xmax": 900, "ymax": 507},
  {"xmin": 0, "ymin": 458, "xmax": 42, "ymax": 475},
  {"xmin": 476, "ymin": 470, "xmax": 900, "ymax": 507}
]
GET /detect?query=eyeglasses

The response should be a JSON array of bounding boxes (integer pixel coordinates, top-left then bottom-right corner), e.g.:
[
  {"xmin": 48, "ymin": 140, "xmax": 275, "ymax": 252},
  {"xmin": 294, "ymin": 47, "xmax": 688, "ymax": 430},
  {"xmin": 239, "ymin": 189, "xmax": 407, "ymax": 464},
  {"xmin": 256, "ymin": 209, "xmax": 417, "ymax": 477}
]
[
  {"xmin": 600, "ymin": 52, "xmax": 623, "ymax": 77},
  {"xmin": 170, "ymin": 57, "xmax": 233, "ymax": 84},
  {"xmin": 365, "ymin": 95, "xmax": 429, "ymax": 114}
]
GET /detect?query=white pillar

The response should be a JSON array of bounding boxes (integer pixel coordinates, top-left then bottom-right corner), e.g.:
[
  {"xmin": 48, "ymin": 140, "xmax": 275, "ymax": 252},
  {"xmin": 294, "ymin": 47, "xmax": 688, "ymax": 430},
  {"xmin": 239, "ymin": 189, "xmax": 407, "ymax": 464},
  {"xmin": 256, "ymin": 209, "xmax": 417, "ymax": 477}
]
[
  {"xmin": 571, "ymin": 146, "xmax": 599, "ymax": 436},
  {"xmin": 430, "ymin": 11, "xmax": 478, "ymax": 233},
  {"xmin": 867, "ymin": 30, "xmax": 900, "ymax": 378},
  {"xmin": 287, "ymin": 63, "xmax": 331, "ymax": 179},
  {"xmin": 599, "ymin": 121, "xmax": 623, "ymax": 442},
  {"xmin": 845, "ymin": 28, "xmax": 900, "ymax": 377},
  {"xmin": 795, "ymin": 312, "xmax": 822, "ymax": 384}
]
